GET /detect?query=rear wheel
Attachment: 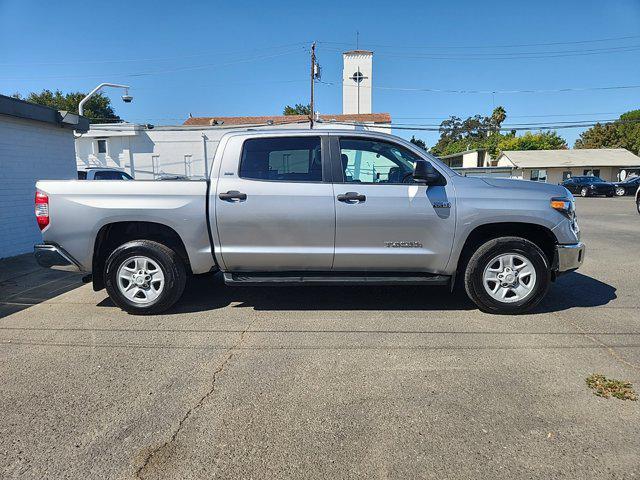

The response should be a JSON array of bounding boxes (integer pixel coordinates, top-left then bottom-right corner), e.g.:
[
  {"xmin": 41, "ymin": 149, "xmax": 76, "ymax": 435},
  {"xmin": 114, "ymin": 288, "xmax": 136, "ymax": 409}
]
[
  {"xmin": 464, "ymin": 237, "xmax": 550, "ymax": 314},
  {"xmin": 104, "ymin": 240, "xmax": 186, "ymax": 315},
  {"xmin": 615, "ymin": 187, "xmax": 626, "ymax": 196}
]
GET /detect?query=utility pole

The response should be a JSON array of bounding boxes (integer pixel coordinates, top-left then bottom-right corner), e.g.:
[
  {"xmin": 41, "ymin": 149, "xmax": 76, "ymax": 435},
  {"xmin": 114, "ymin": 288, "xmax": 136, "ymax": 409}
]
[{"xmin": 310, "ymin": 42, "xmax": 316, "ymax": 129}]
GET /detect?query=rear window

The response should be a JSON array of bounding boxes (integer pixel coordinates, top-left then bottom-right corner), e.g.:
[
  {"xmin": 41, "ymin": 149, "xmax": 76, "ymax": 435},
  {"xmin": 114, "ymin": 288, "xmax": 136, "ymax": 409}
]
[
  {"xmin": 239, "ymin": 137, "xmax": 322, "ymax": 182},
  {"xmin": 93, "ymin": 170, "xmax": 131, "ymax": 180}
]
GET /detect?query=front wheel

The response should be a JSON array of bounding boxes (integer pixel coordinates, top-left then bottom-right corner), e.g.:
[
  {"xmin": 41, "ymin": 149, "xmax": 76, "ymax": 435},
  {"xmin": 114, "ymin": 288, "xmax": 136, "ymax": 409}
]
[
  {"xmin": 580, "ymin": 187, "xmax": 589, "ymax": 197},
  {"xmin": 464, "ymin": 237, "xmax": 550, "ymax": 314},
  {"xmin": 104, "ymin": 240, "xmax": 187, "ymax": 315},
  {"xmin": 615, "ymin": 187, "xmax": 626, "ymax": 196}
]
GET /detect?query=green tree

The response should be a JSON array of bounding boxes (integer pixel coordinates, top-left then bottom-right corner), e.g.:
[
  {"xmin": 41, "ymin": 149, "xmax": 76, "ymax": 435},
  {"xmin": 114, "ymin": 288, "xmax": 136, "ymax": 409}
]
[
  {"xmin": 431, "ymin": 106, "xmax": 509, "ymax": 156},
  {"xmin": 12, "ymin": 89, "xmax": 121, "ymax": 124},
  {"xmin": 410, "ymin": 135, "xmax": 427, "ymax": 150},
  {"xmin": 575, "ymin": 109, "xmax": 640, "ymax": 154},
  {"xmin": 498, "ymin": 131, "xmax": 567, "ymax": 151},
  {"xmin": 431, "ymin": 106, "xmax": 567, "ymax": 158},
  {"xmin": 283, "ymin": 103, "xmax": 311, "ymax": 115}
]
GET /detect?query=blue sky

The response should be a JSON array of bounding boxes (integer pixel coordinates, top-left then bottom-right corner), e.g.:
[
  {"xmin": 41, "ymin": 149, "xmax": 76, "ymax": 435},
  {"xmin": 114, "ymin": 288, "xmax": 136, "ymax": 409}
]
[{"xmin": 1, "ymin": 0, "xmax": 639, "ymax": 147}]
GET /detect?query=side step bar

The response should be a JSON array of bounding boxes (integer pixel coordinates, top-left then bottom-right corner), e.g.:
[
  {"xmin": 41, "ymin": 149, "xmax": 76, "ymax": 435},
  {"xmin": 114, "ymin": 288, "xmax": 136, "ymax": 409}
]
[{"xmin": 223, "ymin": 272, "xmax": 450, "ymax": 286}]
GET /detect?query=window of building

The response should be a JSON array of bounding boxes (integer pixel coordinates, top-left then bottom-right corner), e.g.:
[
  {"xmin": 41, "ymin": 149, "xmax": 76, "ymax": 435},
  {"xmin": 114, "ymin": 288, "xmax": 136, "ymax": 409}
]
[
  {"xmin": 96, "ymin": 139, "xmax": 107, "ymax": 154},
  {"xmin": 240, "ymin": 137, "xmax": 322, "ymax": 182},
  {"xmin": 562, "ymin": 171, "xmax": 572, "ymax": 181},
  {"xmin": 448, "ymin": 156, "xmax": 463, "ymax": 168},
  {"xmin": 339, "ymin": 138, "xmax": 420, "ymax": 184},
  {"xmin": 477, "ymin": 151, "xmax": 486, "ymax": 168},
  {"xmin": 530, "ymin": 169, "xmax": 547, "ymax": 182},
  {"xmin": 583, "ymin": 169, "xmax": 600, "ymax": 177}
]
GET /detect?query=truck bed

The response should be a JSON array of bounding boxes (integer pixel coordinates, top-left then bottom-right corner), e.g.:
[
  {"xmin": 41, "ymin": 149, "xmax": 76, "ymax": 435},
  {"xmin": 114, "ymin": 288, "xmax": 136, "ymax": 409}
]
[{"xmin": 35, "ymin": 180, "xmax": 215, "ymax": 274}]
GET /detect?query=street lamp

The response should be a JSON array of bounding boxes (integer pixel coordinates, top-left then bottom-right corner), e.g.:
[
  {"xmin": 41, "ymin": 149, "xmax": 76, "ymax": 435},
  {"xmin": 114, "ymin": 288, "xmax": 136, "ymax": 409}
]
[{"xmin": 78, "ymin": 82, "xmax": 132, "ymax": 117}]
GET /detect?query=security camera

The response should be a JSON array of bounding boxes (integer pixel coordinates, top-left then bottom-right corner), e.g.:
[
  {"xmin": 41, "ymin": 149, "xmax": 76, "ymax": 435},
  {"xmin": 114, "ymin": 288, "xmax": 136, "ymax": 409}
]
[{"xmin": 121, "ymin": 94, "xmax": 133, "ymax": 103}]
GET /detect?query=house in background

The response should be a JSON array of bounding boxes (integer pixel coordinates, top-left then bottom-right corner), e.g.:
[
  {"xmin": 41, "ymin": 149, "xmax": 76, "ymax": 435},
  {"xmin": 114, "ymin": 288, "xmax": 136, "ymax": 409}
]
[
  {"xmin": 439, "ymin": 149, "xmax": 490, "ymax": 169},
  {"xmin": 495, "ymin": 148, "xmax": 640, "ymax": 183},
  {"xmin": 0, "ymin": 94, "xmax": 88, "ymax": 258}
]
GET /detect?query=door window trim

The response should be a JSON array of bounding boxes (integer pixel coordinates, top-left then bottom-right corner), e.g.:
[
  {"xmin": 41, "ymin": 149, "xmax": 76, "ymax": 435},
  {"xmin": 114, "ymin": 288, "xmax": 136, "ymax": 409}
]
[{"xmin": 237, "ymin": 135, "xmax": 332, "ymax": 183}]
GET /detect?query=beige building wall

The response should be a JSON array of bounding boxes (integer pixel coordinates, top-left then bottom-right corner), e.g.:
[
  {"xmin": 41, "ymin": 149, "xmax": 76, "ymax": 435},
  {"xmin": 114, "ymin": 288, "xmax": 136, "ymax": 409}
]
[{"xmin": 518, "ymin": 167, "xmax": 617, "ymax": 184}]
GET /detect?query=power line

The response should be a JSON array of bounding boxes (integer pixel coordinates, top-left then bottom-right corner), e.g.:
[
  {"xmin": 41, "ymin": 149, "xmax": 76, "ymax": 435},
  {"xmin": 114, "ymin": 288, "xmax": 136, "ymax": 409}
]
[
  {"xmin": 1, "ymin": 48, "xmax": 306, "ymax": 80},
  {"xmin": 317, "ymin": 118, "xmax": 640, "ymax": 132},
  {"xmin": 320, "ymin": 80, "xmax": 640, "ymax": 95},
  {"xmin": 318, "ymin": 34, "xmax": 640, "ymax": 50},
  {"xmin": 320, "ymin": 44, "xmax": 640, "ymax": 60},
  {"xmin": 394, "ymin": 112, "xmax": 625, "ymax": 120},
  {"xmin": 0, "ymin": 42, "xmax": 310, "ymax": 67}
]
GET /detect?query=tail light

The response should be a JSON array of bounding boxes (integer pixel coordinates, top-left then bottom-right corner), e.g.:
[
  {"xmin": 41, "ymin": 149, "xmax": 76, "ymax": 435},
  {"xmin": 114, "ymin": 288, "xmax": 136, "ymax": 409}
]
[{"xmin": 35, "ymin": 191, "xmax": 49, "ymax": 230}]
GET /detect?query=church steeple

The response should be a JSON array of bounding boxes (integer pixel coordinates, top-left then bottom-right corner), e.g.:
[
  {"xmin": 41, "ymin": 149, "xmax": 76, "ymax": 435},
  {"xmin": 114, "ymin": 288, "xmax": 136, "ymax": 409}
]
[{"xmin": 342, "ymin": 50, "xmax": 373, "ymax": 114}]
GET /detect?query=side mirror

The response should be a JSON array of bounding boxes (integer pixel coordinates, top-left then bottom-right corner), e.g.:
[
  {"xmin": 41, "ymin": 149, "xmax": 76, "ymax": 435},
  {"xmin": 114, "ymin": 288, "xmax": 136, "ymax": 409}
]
[{"xmin": 413, "ymin": 161, "xmax": 445, "ymax": 185}]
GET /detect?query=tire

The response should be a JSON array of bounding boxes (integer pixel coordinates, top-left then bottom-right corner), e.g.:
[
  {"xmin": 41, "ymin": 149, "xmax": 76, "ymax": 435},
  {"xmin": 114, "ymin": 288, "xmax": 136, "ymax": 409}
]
[
  {"xmin": 615, "ymin": 187, "xmax": 625, "ymax": 196},
  {"xmin": 464, "ymin": 237, "xmax": 551, "ymax": 315},
  {"xmin": 580, "ymin": 187, "xmax": 589, "ymax": 197},
  {"xmin": 637, "ymin": 198, "xmax": 640, "ymax": 215},
  {"xmin": 104, "ymin": 240, "xmax": 187, "ymax": 315}
]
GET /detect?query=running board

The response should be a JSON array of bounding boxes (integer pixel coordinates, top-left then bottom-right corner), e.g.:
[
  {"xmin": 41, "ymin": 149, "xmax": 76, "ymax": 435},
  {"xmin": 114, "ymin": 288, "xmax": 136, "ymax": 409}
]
[{"xmin": 223, "ymin": 272, "xmax": 450, "ymax": 286}]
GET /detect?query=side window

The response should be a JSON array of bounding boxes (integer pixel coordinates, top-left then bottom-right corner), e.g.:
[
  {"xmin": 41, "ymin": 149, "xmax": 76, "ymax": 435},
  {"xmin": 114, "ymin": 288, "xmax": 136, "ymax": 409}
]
[
  {"xmin": 339, "ymin": 138, "xmax": 419, "ymax": 184},
  {"xmin": 240, "ymin": 137, "xmax": 322, "ymax": 182},
  {"xmin": 530, "ymin": 169, "xmax": 547, "ymax": 182},
  {"xmin": 96, "ymin": 139, "xmax": 107, "ymax": 154}
]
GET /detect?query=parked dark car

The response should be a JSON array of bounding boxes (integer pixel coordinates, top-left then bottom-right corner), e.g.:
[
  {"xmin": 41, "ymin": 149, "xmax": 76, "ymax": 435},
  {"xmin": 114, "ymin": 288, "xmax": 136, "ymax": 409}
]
[
  {"xmin": 78, "ymin": 168, "xmax": 133, "ymax": 180},
  {"xmin": 612, "ymin": 176, "xmax": 640, "ymax": 196},
  {"xmin": 561, "ymin": 176, "xmax": 615, "ymax": 197}
]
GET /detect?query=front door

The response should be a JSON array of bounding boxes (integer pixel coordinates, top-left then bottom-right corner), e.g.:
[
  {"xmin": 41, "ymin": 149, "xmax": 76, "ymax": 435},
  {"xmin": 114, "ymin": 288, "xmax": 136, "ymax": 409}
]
[
  {"xmin": 331, "ymin": 136, "xmax": 456, "ymax": 273},
  {"xmin": 214, "ymin": 134, "xmax": 335, "ymax": 272}
]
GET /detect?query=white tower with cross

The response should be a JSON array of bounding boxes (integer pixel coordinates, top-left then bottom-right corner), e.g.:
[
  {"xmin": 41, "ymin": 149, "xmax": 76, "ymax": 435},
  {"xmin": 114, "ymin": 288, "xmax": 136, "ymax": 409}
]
[{"xmin": 342, "ymin": 50, "xmax": 373, "ymax": 114}]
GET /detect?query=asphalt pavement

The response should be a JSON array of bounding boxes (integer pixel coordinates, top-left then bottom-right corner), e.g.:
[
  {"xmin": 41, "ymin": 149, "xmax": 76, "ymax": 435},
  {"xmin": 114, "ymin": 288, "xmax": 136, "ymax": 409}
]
[{"xmin": 1, "ymin": 196, "xmax": 639, "ymax": 479}]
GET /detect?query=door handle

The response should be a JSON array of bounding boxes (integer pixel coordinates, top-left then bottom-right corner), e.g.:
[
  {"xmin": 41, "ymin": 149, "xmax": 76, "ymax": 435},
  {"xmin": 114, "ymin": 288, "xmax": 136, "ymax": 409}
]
[
  {"xmin": 219, "ymin": 190, "xmax": 247, "ymax": 201},
  {"xmin": 337, "ymin": 192, "xmax": 366, "ymax": 203}
]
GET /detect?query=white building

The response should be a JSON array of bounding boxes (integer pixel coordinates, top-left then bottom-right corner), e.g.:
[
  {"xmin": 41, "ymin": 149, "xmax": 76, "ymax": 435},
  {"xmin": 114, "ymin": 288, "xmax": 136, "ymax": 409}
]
[
  {"xmin": 496, "ymin": 148, "xmax": 640, "ymax": 183},
  {"xmin": 439, "ymin": 149, "xmax": 490, "ymax": 169},
  {"xmin": 0, "ymin": 94, "xmax": 88, "ymax": 258},
  {"xmin": 342, "ymin": 50, "xmax": 373, "ymax": 114}
]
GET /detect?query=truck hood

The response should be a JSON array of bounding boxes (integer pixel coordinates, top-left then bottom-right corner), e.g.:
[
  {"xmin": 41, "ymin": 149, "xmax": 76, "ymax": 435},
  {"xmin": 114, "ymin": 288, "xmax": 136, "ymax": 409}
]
[{"xmin": 480, "ymin": 177, "xmax": 568, "ymax": 197}]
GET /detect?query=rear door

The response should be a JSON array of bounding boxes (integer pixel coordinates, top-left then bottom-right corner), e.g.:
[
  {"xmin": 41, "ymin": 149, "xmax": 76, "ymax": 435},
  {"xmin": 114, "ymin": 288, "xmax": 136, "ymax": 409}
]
[
  {"xmin": 330, "ymin": 135, "xmax": 456, "ymax": 273},
  {"xmin": 214, "ymin": 134, "xmax": 335, "ymax": 272}
]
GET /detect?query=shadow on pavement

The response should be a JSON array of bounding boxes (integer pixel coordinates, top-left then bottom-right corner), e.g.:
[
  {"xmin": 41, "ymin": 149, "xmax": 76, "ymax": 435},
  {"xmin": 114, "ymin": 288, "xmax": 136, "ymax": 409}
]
[
  {"xmin": 0, "ymin": 254, "xmax": 83, "ymax": 320},
  {"xmin": 97, "ymin": 270, "xmax": 616, "ymax": 315},
  {"xmin": 535, "ymin": 272, "xmax": 617, "ymax": 313}
]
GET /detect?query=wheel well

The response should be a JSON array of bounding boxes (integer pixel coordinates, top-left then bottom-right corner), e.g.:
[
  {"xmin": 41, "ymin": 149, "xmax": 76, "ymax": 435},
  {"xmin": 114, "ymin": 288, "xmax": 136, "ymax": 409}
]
[
  {"xmin": 92, "ymin": 221, "xmax": 191, "ymax": 291},
  {"xmin": 456, "ymin": 222, "xmax": 557, "ymax": 276}
]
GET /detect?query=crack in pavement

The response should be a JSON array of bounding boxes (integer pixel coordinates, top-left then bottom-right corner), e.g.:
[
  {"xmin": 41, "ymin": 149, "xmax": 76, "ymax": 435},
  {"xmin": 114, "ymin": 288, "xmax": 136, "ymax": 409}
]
[{"xmin": 134, "ymin": 318, "xmax": 258, "ymax": 479}]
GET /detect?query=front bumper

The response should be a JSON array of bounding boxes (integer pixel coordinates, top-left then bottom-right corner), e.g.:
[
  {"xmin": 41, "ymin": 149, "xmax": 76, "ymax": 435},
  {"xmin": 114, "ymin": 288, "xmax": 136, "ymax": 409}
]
[
  {"xmin": 555, "ymin": 242, "xmax": 585, "ymax": 273},
  {"xmin": 34, "ymin": 244, "xmax": 82, "ymax": 272}
]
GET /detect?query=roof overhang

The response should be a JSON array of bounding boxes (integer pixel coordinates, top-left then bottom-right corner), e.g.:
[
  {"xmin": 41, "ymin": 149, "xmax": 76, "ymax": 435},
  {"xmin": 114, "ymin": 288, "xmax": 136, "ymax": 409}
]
[{"xmin": 0, "ymin": 94, "xmax": 89, "ymax": 132}]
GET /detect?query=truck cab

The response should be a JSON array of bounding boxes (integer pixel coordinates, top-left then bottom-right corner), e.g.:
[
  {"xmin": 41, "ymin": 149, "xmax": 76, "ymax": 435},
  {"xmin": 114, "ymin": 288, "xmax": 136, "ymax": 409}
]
[{"xmin": 34, "ymin": 129, "xmax": 584, "ymax": 315}]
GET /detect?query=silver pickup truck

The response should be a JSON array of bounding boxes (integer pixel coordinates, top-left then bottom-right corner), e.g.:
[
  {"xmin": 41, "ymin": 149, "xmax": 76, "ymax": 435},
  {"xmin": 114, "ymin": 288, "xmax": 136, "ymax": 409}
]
[{"xmin": 34, "ymin": 129, "xmax": 584, "ymax": 315}]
